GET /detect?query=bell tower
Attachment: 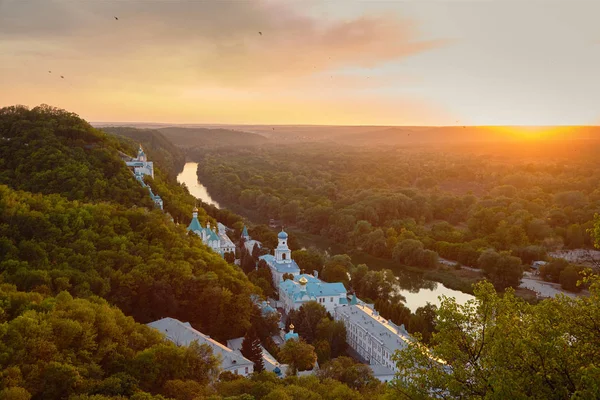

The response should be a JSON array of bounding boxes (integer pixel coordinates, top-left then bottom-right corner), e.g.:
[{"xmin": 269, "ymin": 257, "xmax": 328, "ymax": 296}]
[{"xmin": 274, "ymin": 229, "xmax": 291, "ymax": 263}]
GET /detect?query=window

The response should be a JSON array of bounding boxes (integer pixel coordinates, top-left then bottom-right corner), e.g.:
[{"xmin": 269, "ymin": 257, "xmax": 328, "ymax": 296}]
[
  {"xmin": 245, "ymin": 367, "xmax": 249, "ymax": 374},
  {"xmin": 330, "ymin": 297, "xmax": 333, "ymax": 302},
  {"xmin": 282, "ymin": 253, "xmax": 287, "ymax": 260}
]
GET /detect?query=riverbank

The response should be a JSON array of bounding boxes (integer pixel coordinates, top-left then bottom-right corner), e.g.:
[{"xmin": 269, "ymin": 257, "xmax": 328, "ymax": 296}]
[
  {"xmin": 176, "ymin": 163, "xmax": 477, "ymax": 305},
  {"xmin": 287, "ymin": 227, "xmax": 480, "ymax": 296}
]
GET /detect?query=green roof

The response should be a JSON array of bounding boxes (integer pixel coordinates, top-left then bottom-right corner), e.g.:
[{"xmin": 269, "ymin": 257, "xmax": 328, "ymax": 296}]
[{"xmin": 187, "ymin": 217, "xmax": 203, "ymax": 233}]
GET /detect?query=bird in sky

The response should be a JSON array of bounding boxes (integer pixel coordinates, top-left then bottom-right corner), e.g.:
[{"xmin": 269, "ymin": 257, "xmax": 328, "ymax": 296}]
[
  {"xmin": 115, "ymin": 16, "xmax": 119, "ymax": 20},
  {"xmin": 258, "ymin": 31, "xmax": 262, "ymax": 35},
  {"xmin": 48, "ymin": 71, "xmax": 51, "ymax": 73},
  {"xmin": 60, "ymin": 75, "xmax": 64, "ymax": 79}
]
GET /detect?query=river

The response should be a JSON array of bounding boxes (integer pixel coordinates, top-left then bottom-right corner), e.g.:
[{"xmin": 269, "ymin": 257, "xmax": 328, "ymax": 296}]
[
  {"xmin": 176, "ymin": 162, "xmax": 473, "ymax": 311},
  {"xmin": 176, "ymin": 162, "xmax": 221, "ymax": 208},
  {"xmin": 393, "ymin": 273, "xmax": 474, "ymax": 312}
]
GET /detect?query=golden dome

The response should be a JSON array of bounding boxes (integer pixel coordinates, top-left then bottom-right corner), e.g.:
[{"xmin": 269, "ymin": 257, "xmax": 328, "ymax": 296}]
[
  {"xmin": 299, "ymin": 276, "xmax": 308, "ymax": 285},
  {"xmin": 289, "ymin": 324, "xmax": 295, "ymax": 330},
  {"xmin": 192, "ymin": 206, "xmax": 198, "ymax": 212}
]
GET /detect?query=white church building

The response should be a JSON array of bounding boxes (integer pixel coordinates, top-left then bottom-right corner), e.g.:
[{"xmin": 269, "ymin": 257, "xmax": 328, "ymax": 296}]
[
  {"xmin": 187, "ymin": 207, "xmax": 235, "ymax": 257},
  {"xmin": 258, "ymin": 230, "xmax": 300, "ymax": 290},
  {"xmin": 279, "ymin": 274, "xmax": 348, "ymax": 314},
  {"xmin": 123, "ymin": 144, "xmax": 162, "ymax": 210},
  {"xmin": 126, "ymin": 144, "xmax": 154, "ymax": 178},
  {"xmin": 148, "ymin": 317, "xmax": 254, "ymax": 377}
]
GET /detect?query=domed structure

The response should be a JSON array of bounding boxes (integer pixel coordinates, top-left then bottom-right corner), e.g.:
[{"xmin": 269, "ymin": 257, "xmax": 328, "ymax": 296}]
[{"xmin": 278, "ymin": 230, "xmax": 288, "ymax": 239}]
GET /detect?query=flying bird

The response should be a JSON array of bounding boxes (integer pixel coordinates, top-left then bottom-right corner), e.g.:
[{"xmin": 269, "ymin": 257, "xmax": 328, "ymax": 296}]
[
  {"xmin": 48, "ymin": 71, "xmax": 51, "ymax": 73},
  {"xmin": 115, "ymin": 16, "xmax": 119, "ymax": 20},
  {"xmin": 258, "ymin": 31, "xmax": 262, "ymax": 35},
  {"xmin": 60, "ymin": 75, "xmax": 64, "ymax": 79}
]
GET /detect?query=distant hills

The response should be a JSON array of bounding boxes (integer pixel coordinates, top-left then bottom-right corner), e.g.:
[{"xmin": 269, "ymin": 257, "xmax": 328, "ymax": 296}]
[
  {"xmin": 93, "ymin": 122, "xmax": 600, "ymax": 150},
  {"xmin": 157, "ymin": 126, "xmax": 269, "ymax": 148}
]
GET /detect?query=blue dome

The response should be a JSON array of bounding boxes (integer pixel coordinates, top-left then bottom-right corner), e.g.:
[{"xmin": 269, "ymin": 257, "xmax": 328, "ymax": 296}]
[{"xmin": 278, "ymin": 231, "xmax": 288, "ymax": 239}]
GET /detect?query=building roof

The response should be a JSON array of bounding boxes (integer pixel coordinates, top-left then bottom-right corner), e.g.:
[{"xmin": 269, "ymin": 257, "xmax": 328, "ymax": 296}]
[
  {"xmin": 219, "ymin": 231, "xmax": 236, "ymax": 250},
  {"xmin": 278, "ymin": 230, "xmax": 288, "ymax": 239},
  {"xmin": 217, "ymin": 223, "xmax": 229, "ymax": 235},
  {"xmin": 280, "ymin": 274, "xmax": 347, "ymax": 301},
  {"xmin": 207, "ymin": 228, "xmax": 220, "ymax": 242},
  {"xmin": 244, "ymin": 240, "xmax": 262, "ymax": 254},
  {"xmin": 260, "ymin": 301, "xmax": 277, "ymax": 316},
  {"xmin": 126, "ymin": 161, "xmax": 151, "ymax": 167},
  {"xmin": 284, "ymin": 330, "xmax": 299, "ymax": 341},
  {"xmin": 227, "ymin": 336, "xmax": 288, "ymax": 377},
  {"xmin": 369, "ymin": 364, "xmax": 396, "ymax": 378},
  {"xmin": 147, "ymin": 317, "xmax": 253, "ymax": 371},
  {"xmin": 259, "ymin": 254, "xmax": 301, "ymax": 274},
  {"xmin": 226, "ymin": 337, "xmax": 244, "ymax": 351},
  {"xmin": 187, "ymin": 216, "xmax": 203, "ymax": 233},
  {"xmin": 261, "ymin": 345, "xmax": 287, "ymax": 377},
  {"xmin": 335, "ymin": 304, "xmax": 413, "ymax": 353},
  {"xmin": 242, "ymin": 226, "xmax": 249, "ymax": 237}
]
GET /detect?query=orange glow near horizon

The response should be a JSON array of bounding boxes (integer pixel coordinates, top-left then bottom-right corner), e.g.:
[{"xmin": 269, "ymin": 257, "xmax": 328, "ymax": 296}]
[{"xmin": 485, "ymin": 126, "xmax": 576, "ymax": 141}]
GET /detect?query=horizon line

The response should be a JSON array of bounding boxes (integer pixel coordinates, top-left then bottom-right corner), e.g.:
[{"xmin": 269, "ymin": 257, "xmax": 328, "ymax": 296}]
[{"xmin": 90, "ymin": 122, "xmax": 600, "ymax": 128}]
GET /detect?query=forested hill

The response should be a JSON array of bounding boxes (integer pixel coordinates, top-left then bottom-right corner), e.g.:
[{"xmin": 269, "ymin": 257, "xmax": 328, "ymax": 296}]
[
  {"xmin": 0, "ymin": 105, "xmax": 153, "ymax": 207},
  {"xmin": 0, "ymin": 105, "xmax": 390, "ymax": 399},
  {"xmin": 0, "ymin": 104, "xmax": 259, "ymax": 338}
]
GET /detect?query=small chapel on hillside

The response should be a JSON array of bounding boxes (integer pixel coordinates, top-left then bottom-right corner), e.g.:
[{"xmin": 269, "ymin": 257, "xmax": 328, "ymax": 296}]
[
  {"xmin": 125, "ymin": 144, "xmax": 154, "ymax": 178},
  {"xmin": 123, "ymin": 144, "xmax": 162, "ymax": 210}
]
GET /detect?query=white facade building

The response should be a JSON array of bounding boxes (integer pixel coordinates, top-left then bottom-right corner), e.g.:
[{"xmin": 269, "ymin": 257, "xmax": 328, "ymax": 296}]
[
  {"xmin": 334, "ymin": 303, "xmax": 413, "ymax": 374},
  {"xmin": 187, "ymin": 208, "xmax": 235, "ymax": 257},
  {"xmin": 217, "ymin": 223, "xmax": 236, "ymax": 255},
  {"xmin": 258, "ymin": 230, "xmax": 300, "ymax": 290},
  {"xmin": 279, "ymin": 274, "xmax": 348, "ymax": 314},
  {"xmin": 126, "ymin": 145, "xmax": 154, "ymax": 178},
  {"xmin": 147, "ymin": 317, "xmax": 254, "ymax": 376},
  {"xmin": 241, "ymin": 226, "xmax": 262, "ymax": 255}
]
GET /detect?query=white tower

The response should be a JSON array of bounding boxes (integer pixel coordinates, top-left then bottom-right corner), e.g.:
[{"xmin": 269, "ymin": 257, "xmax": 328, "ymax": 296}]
[
  {"xmin": 137, "ymin": 145, "xmax": 147, "ymax": 162},
  {"xmin": 274, "ymin": 229, "xmax": 291, "ymax": 263}
]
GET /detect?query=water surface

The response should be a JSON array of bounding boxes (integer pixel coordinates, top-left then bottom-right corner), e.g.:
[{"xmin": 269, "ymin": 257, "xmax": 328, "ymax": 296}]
[{"xmin": 176, "ymin": 162, "xmax": 221, "ymax": 208}]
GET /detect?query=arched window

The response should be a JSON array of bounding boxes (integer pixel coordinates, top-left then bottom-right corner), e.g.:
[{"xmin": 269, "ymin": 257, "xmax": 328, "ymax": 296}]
[{"xmin": 282, "ymin": 253, "xmax": 287, "ymax": 260}]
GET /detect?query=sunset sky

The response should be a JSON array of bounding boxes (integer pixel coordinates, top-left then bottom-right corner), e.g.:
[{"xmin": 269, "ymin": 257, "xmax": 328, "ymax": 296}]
[{"xmin": 1, "ymin": 0, "xmax": 599, "ymax": 126}]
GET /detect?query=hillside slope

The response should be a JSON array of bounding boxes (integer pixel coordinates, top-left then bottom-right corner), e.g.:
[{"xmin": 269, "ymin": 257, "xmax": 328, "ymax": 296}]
[
  {"xmin": 0, "ymin": 105, "xmax": 152, "ymax": 207},
  {"xmin": 0, "ymin": 105, "xmax": 256, "ymax": 341},
  {"xmin": 0, "ymin": 104, "xmax": 386, "ymax": 400}
]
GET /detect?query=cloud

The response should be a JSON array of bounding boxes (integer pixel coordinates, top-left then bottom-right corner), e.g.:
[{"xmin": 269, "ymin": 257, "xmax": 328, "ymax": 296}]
[{"xmin": 0, "ymin": 0, "xmax": 446, "ymax": 87}]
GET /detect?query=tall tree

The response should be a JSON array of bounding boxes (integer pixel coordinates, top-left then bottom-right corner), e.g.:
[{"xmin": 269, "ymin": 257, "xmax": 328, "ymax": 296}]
[
  {"xmin": 278, "ymin": 338, "xmax": 317, "ymax": 375},
  {"xmin": 391, "ymin": 279, "xmax": 600, "ymax": 399},
  {"xmin": 240, "ymin": 328, "xmax": 264, "ymax": 373}
]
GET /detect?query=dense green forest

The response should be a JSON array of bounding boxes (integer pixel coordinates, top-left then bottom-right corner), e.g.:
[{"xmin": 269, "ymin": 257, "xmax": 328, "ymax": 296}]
[
  {"xmin": 2, "ymin": 105, "xmax": 600, "ymax": 399},
  {"xmin": 193, "ymin": 144, "xmax": 600, "ymax": 291},
  {"xmin": 392, "ymin": 274, "xmax": 600, "ymax": 399},
  {"xmin": 0, "ymin": 105, "xmax": 393, "ymax": 399}
]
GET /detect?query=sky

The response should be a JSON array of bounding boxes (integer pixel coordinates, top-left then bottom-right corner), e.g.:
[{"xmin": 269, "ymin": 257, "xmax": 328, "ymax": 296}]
[{"xmin": 1, "ymin": 0, "xmax": 599, "ymax": 126}]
